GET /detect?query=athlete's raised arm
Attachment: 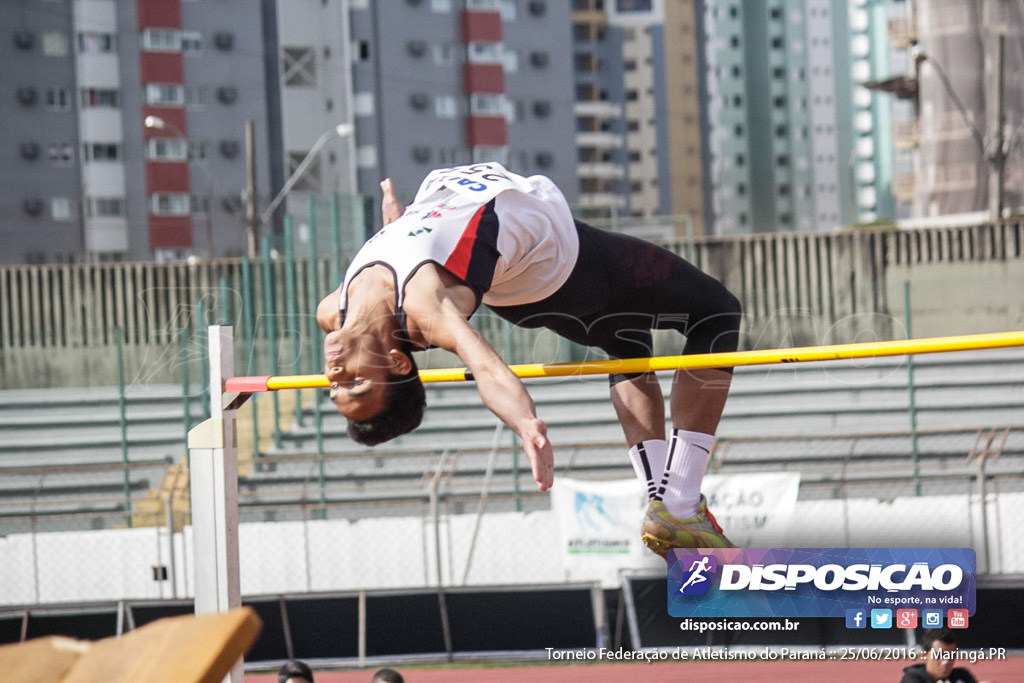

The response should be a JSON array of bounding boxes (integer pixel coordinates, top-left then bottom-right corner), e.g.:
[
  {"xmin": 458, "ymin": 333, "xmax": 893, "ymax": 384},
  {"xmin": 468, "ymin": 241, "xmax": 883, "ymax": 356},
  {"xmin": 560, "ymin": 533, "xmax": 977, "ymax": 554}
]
[{"xmin": 403, "ymin": 279, "xmax": 554, "ymax": 492}]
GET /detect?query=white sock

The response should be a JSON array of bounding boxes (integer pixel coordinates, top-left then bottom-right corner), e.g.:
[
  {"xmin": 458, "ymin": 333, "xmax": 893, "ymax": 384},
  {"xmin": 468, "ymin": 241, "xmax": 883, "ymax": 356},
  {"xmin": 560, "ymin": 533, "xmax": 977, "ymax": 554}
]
[
  {"xmin": 628, "ymin": 439, "xmax": 667, "ymax": 501},
  {"xmin": 659, "ymin": 429, "xmax": 715, "ymax": 518}
]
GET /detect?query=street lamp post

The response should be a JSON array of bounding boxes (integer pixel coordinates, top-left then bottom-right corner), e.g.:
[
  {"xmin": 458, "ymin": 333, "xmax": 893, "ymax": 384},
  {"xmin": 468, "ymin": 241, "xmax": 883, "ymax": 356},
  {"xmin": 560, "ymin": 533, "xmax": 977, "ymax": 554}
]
[
  {"xmin": 865, "ymin": 35, "xmax": 1021, "ymax": 222},
  {"xmin": 245, "ymin": 123, "xmax": 354, "ymax": 256},
  {"xmin": 913, "ymin": 38, "xmax": 1007, "ymax": 221},
  {"xmin": 144, "ymin": 115, "xmax": 216, "ymax": 257}
]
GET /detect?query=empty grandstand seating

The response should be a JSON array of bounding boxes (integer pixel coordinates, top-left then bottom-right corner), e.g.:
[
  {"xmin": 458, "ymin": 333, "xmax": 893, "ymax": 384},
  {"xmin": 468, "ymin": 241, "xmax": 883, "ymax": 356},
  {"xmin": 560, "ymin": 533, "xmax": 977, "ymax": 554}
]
[{"xmin": 1, "ymin": 347, "xmax": 1022, "ymax": 529}]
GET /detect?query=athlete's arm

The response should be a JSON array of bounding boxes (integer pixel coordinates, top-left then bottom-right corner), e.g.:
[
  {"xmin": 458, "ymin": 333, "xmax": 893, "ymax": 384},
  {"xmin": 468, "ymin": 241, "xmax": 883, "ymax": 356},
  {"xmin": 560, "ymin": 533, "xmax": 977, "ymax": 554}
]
[
  {"xmin": 404, "ymin": 279, "xmax": 554, "ymax": 492},
  {"xmin": 380, "ymin": 178, "xmax": 405, "ymax": 225}
]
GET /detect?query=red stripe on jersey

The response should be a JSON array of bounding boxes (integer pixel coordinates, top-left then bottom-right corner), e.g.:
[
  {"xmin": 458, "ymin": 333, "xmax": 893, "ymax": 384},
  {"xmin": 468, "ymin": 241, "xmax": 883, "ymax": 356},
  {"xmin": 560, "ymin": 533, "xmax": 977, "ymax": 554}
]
[{"xmin": 444, "ymin": 204, "xmax": 486, "ymax": 279}]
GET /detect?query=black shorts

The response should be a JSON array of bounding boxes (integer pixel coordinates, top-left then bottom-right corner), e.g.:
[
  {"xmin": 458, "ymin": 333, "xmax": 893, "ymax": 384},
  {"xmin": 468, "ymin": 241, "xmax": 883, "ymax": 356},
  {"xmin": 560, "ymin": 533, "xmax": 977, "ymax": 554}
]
[{"xmin": 487, "ymin": 220, "xmax": 742, "ymax": 382}]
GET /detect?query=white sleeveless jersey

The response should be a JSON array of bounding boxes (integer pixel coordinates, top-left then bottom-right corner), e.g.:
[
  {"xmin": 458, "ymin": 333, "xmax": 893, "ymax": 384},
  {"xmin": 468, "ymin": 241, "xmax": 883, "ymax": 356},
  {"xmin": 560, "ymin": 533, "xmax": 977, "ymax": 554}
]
[{"xmin": 339, "ymin": 163, "xmax": 579, "ymax": 314}]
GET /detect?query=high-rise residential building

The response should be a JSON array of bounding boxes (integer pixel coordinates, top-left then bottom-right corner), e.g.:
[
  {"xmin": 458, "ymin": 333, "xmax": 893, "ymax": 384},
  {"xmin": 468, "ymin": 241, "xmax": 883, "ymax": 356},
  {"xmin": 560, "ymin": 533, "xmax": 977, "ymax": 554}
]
[
  {"xmin": 1, "ymin": 0, "xmax": 275, "ymax": 264},
  {"xmin": 2, "ymin": 0, "xmax": 578, "ymax": 265},
  {"xmin": 344, "ymin": 0, "xmax": 578, "ymax": 207},
  {"xmin": 570, "ymin": 0, "xmax": 708, "ymax": 240},
  {"xmin": 572, "ymin": 2, "xmax": 627, "ymax": 221},
  {"xmin": 703, "ymin": 0, "xmax": 855, "ymax": 234}
]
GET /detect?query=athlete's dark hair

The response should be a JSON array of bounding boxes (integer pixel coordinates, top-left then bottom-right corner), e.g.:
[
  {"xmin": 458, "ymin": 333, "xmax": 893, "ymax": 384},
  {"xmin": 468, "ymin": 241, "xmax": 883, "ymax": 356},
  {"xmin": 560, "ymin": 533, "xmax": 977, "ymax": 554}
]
[
  {"xmin": 346, "ymin": 352, "xmax": 425, "ymax": 446},
  {"xmin": 920, "ymin": 628, "xmax": 957, "ymax": 650},
  {"xmin": 277, "ymin": 659, "xmax": 314, "ymax": 683}
]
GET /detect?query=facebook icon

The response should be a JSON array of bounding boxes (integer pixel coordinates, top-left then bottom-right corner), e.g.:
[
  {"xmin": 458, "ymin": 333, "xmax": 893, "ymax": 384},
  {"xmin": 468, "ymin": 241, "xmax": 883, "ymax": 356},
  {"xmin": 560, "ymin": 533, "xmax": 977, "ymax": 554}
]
[{"xmin": 846, "ymin": 609, "xmax": 867, "ymax": 629}]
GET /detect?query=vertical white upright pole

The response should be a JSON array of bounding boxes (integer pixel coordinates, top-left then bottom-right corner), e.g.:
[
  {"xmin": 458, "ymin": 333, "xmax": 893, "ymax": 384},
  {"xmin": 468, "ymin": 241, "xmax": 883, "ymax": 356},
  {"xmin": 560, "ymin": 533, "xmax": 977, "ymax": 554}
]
[{"xmin": 187, "ymin": 324, "xmax": 242, "ymax": 682}]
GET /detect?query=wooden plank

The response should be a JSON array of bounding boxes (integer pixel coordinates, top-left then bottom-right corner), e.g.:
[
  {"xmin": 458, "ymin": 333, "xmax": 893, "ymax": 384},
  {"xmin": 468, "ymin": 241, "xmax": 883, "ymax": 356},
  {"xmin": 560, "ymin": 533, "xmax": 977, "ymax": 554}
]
[
  {"xmin": 0, "ymin": 269, "xmax": 9, "ymax": 349},
  {"xmin": 16, "ymin": 268, "xmax": 29, "ymax": 347},
  {"xmin": 59, "ymin": 265, "xmax": 72, "ymax": 347},
  {"xmin": 39, "ymin": 266, "xmax": 53, "ymax": 346},
  {"xmin": 103, "ymin": 265, "xmax": 116, "ymax": 344},
  {"xmin": 784, "ymin": 234, "xmax": 798, "ymax": 312},
  {"xmin": 0, "ymin": 635, "xmax": 83, "ymax": 682},
  {"xmin": 0, "ymin": 607, "xmax": 261, "ymax": 683},
  {"xmin": 114, "ymin": 264, "xmax": 126, "ymax": 345}
]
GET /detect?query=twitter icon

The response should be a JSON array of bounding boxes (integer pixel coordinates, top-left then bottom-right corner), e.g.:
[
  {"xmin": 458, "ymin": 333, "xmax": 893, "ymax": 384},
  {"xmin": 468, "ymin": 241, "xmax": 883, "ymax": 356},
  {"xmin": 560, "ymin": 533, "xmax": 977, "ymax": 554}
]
[{"xmin": 870, "ymin": 609, "xmax": 893, "ymax": 629}]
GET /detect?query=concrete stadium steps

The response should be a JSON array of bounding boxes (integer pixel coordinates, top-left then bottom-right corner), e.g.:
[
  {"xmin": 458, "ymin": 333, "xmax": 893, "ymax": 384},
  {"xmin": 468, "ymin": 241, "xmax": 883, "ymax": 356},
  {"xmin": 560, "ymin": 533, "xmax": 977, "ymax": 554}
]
[
  {"xmin": 0, "ymin": 385, "xmax": 200, "ymax": 467},
  {"xmin": 0, "ymin": 385, "xmax": 199, "ymax": 525},
  {"xmin": 239, "ymin": 347, "xmax": 1024, "ymax": 512},
  {"xmin": 278, "ymin": 347, "xmax": 1024, "ymax": 452}
]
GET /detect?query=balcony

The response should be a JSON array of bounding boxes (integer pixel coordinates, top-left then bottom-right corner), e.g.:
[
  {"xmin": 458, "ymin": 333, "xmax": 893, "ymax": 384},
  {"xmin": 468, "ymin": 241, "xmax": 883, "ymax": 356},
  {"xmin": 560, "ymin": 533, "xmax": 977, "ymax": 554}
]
[
  {"xmin": 576, "ymin": 162, "xmax": 625, "ymax": 180},
  {"xmin": 892, "ymin": 171, "xmax": 915, "ymax": 201},
  {"xmin": 892, "ymin": 118, "xmax": 919, "ymax": 150},
  {"xmin": 573, "ymin": 100, "xmax": 622, "ymax": 119},
  {"xmin": 889, "ymin": 17, "xmax": 916, "ymax": 48},
  {"xmin": 575, "ymin": 131, "xmax": 621, "ymax": 149}
]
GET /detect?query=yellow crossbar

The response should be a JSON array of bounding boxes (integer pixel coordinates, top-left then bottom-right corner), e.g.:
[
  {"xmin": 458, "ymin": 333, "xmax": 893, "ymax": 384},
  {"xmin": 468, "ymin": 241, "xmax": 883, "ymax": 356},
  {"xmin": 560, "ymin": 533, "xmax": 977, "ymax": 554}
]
[{"xmin": 223, "ymin": 330, "xmax": 1024, "ymax": 392}]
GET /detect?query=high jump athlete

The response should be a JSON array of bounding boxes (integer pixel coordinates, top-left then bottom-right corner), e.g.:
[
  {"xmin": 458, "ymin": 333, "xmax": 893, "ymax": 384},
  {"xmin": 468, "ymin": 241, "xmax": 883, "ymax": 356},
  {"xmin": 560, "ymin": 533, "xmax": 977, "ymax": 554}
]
[{"xmin": 316, "ymin": 163, "xmax": 741, "ymax": 553}]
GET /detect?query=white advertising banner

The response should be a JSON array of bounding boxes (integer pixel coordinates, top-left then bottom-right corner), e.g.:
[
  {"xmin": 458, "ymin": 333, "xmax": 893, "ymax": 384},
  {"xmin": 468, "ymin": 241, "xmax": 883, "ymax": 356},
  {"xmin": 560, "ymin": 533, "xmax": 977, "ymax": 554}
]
[{"xmin": 552, "ymin": 473, "xmax": 801, "ymax": 586}]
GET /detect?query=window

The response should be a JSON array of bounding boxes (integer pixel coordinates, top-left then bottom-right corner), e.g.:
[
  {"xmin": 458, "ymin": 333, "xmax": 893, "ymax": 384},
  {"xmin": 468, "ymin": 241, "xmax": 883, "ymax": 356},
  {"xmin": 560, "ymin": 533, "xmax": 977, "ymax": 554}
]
[
  {"xmin": 46, "ymin": 88, "xmax": 70, "ymax": 111},
  {"xmin": 190, "ymin": 194, "xmax": 209, "ymax": 215},
  {"xmin": 471, "ymin": 147, "xmax": 506, "ymax": 164},
  {"xmin": 502, "ymin": 48, "xmax": 518, "ymax": 73},
  {"xmin": 42, "ymin": 32, "xmax": 68, "ymax": 56},
  {"xmin": 470, "ymin": 94, "xmax": 504, "ymax": 115},
  {"xmin": 147, "ymin": 138, "xmax": 188, "ymax": 161},
  {"xmin": 735, "ymin": 153, "xmax": 745, "ymax": 166},
  {"xmin": 431, "ymin": 0, "xmax": 452, "ymax": 11},
  {"xmin": 625, "ymin": 89, "xmax": 639, "ymax": 101},
  {"xmin": 434, "ymin": 95, "xmax": 457, "ymax": 118},
  {"xmin": 500, "ymin": 0, "xmax": 518, "ymax": 20},
  {"xmin": 151, "ymin": 193, "xmax": 190, "ymax": 215},
  {"xmin": 81, "ymin": 88, "xmax": 119, "ymax": 108},
  {"xmin": 78, "ymin": 32, "xmax": 115, "ymax": 53},
  {"xmin": 466, "ymin": 42, "xmax": 503, "ymax": 63},
  {"xmin": 145, "ymin": 84, "xmax": 185, "ymax": 105},
  {"xmin": 184, "ymin": 86, "xmax": 208, "ymax": 108},
  {"xmin": 84, "ymin": 143, "xmax": 120, "ymax": 162},
  {"xmin": 628, "ymin": 150, "xmax": 641, "ymax": 162},
  {"xmin": 49, "ymin": 142, "xmax": 74, "ymax": 165},
  {"xmin": 466, "ymin": 0, "xmax": 500, "ymax": 9},
  {"xmin": 438, "ymin": 147, "xmax": 459, "ymax": 165},
  {"xmin": 51, "ymin": 197, "xmax": 74, "ymax": 221},
  {"xmin": 283, "ymin": 46, "xmax": 316, "ymax": 86},
  {"xmin": 188, "ymin": 141, "xmax": 209, "ymax": 160},
  {"xmin": 141, "ymin": 29, "xmax": 181, "ymax": 51},
  {"xmin": 771, "ymin": 36, "xmax": 784, "ymax": 49},
  {"xmin": 181, "ymin": 31, "xmax": 203, "ymax": 53},
  {"xmin": 86, "ymin": 197, "xmax": 125, "ymax": 218},
  {"xmin": 433, "ymin": 43, "xmax": 455, "ymax": 65}
]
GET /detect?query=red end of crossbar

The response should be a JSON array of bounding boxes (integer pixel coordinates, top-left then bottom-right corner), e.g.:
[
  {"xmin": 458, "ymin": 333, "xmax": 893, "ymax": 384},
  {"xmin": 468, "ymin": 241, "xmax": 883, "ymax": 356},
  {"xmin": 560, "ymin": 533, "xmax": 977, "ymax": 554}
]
[{"xmin": 225, "ymin": 376, "xmax": 271, "ymax": 393}]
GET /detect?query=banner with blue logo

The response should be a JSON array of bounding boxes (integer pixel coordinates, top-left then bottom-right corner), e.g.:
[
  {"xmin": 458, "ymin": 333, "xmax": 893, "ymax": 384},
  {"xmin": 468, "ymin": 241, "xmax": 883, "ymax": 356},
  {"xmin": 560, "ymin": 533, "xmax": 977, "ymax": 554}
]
[{"xmin": 668, "ymin": 548, "xmax": 976, "ymax": 618}]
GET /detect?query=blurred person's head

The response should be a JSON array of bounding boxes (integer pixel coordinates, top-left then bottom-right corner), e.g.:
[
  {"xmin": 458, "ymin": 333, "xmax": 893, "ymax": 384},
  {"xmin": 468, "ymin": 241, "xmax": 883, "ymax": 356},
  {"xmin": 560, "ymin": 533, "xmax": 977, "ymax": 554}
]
[
  {"xmin": 278, "ymin": 659, "xmax": 314, "ymax": 683},
  {"xmin": 371, "ymin": 668, "xmax": 404, "ymax": 683},
  {"xmin": 920, "ymin": 629, "xmax": 958, "ymax": 680}
]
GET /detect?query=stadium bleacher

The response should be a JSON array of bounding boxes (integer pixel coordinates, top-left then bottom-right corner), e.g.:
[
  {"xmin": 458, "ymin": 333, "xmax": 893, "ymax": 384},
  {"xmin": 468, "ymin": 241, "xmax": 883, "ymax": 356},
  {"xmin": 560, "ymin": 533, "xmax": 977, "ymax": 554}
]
[{"xmin": 1, "ymin": 347, "xmax": 1022, "ymax": 529}]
